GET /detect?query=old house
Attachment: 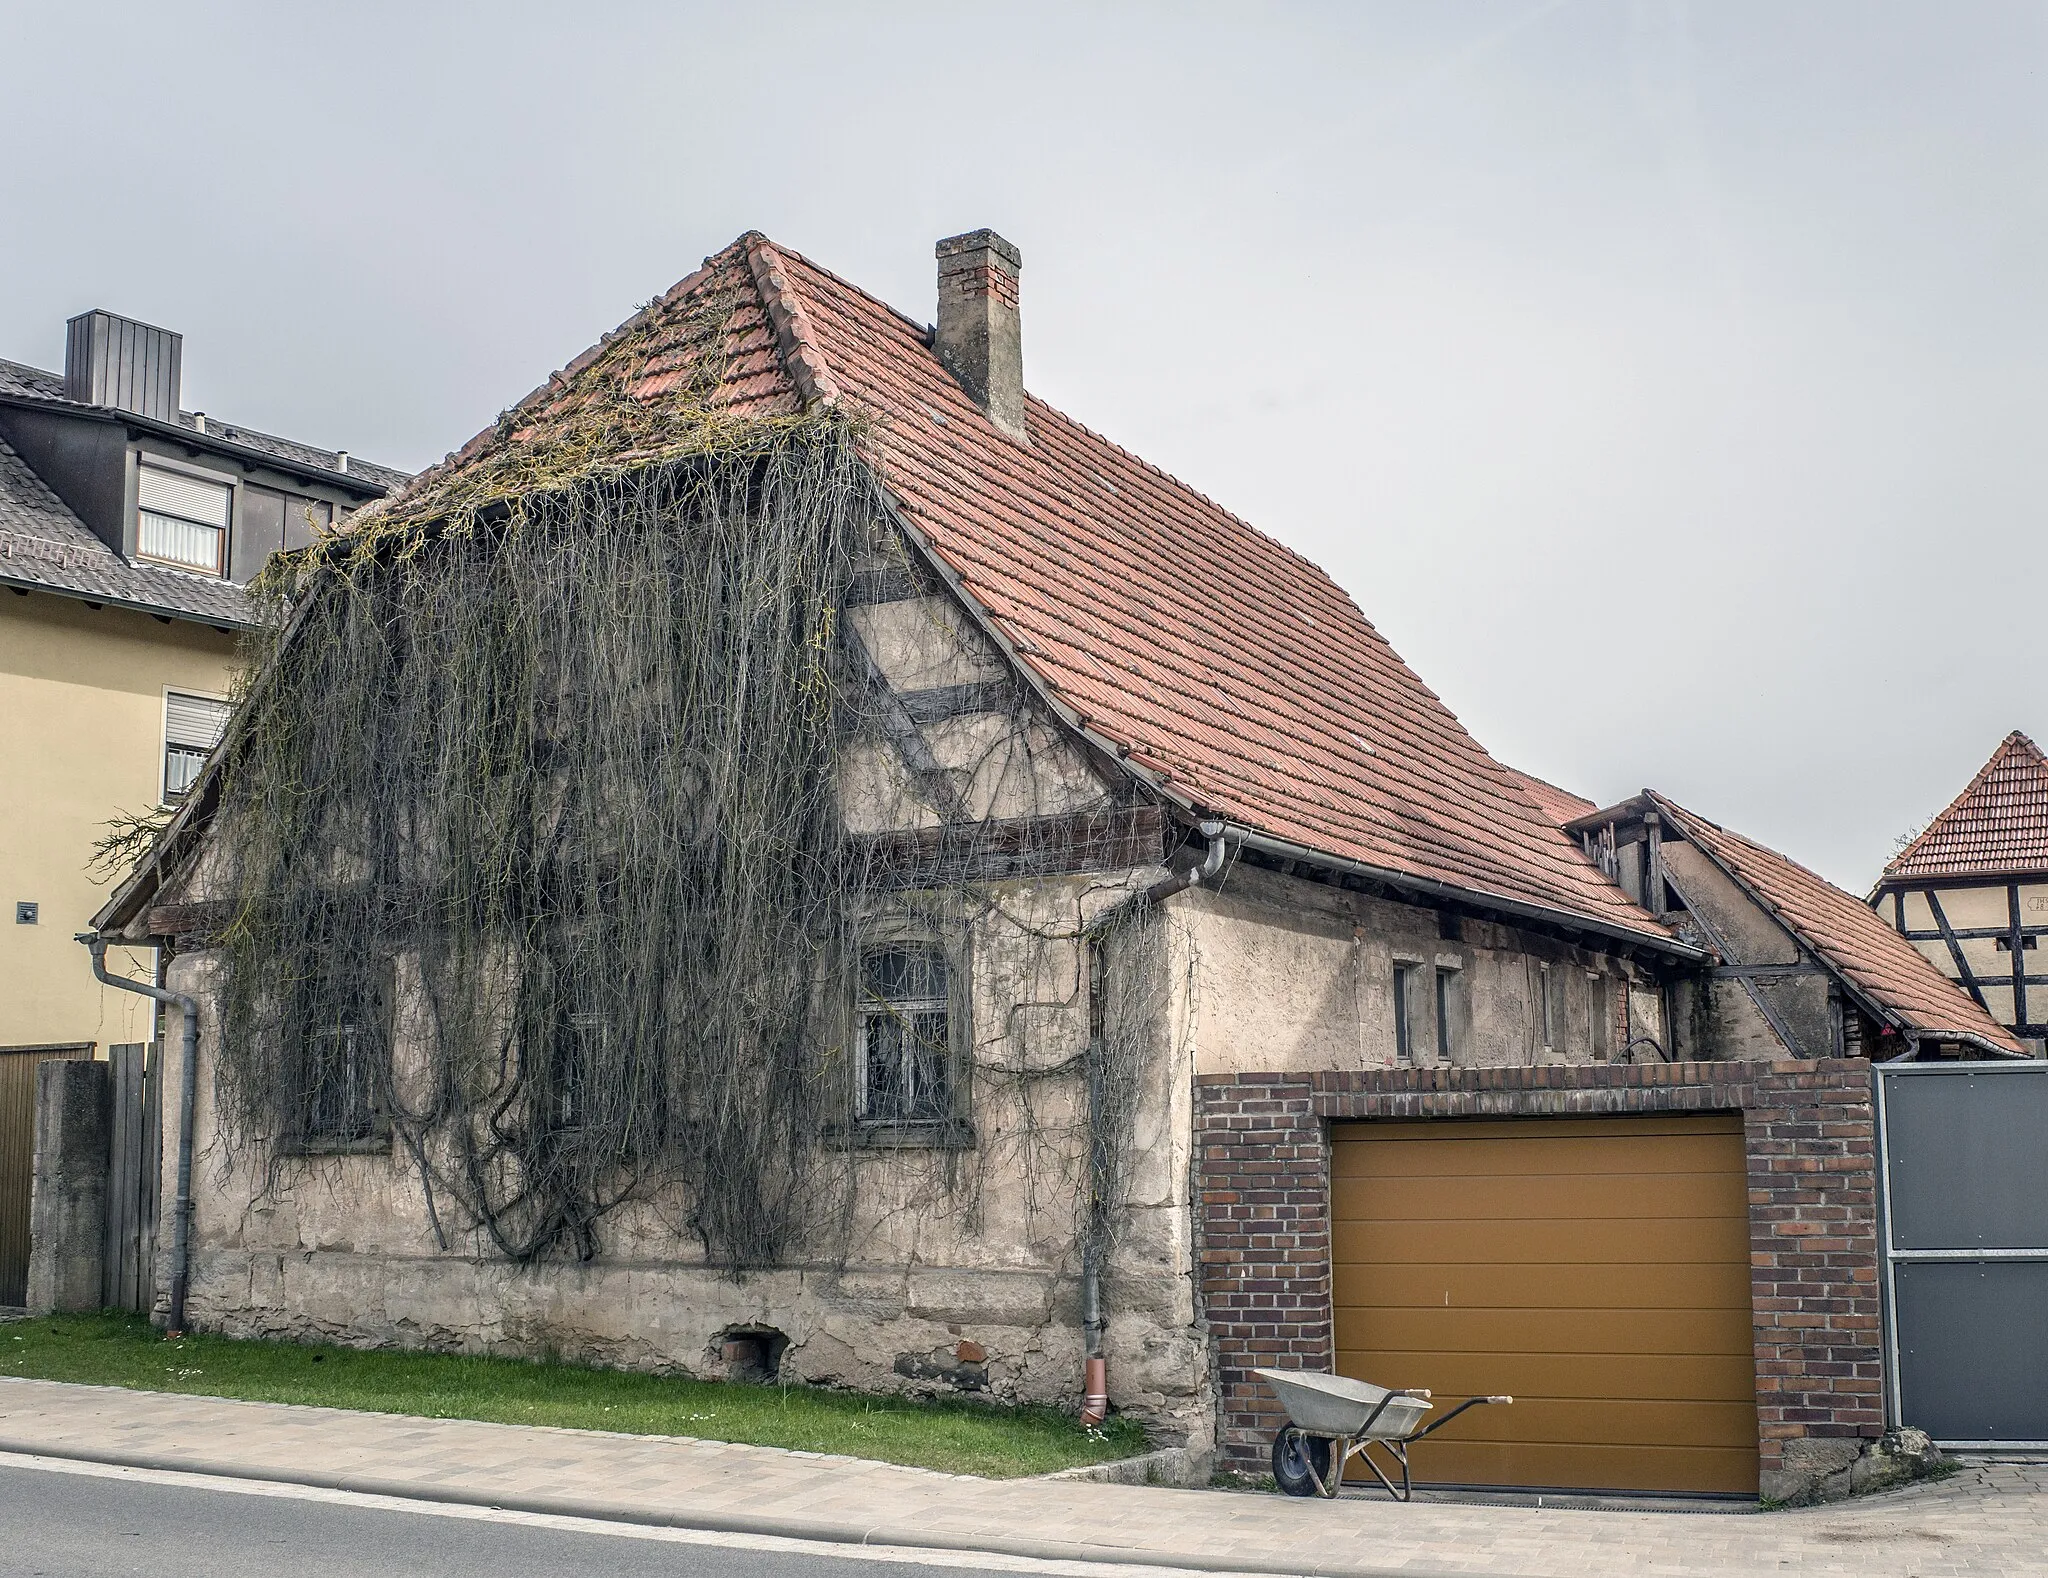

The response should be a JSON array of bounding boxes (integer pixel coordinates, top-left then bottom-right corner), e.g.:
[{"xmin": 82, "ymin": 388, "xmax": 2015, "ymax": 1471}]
[
  {"xmin": 1872, "ymin": 731, "xmax": 2048, "ymax": 1053},
  {"xmin": 0, "ymin": 311, "xmax": 403, "ymax": 1307},
  {"xmin": 89, "ymin": 230, "xmax": 1962, "ymax": 1501},
  {"xmin": 1562, "ymin": 791, "xmax": 2023, "ymax": 1063}
]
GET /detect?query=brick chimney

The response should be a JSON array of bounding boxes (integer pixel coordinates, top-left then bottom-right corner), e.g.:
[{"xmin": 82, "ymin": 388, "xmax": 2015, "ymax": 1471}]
[{"xmin": 934, "ymin": 230, "xmax": 1026, "ymax": 442}]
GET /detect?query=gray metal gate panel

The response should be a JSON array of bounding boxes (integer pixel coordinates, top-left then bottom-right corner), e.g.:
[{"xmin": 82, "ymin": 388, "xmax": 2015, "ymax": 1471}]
[
  {"xmin": 1883, "ymin": 1069, "xmax": 2048, "ymax": 1249},
  {"xmin": 1893, "ymin": 1261, "xmax": 2048, "ymax": 1442},
  {"xmin": 1878, "ymin": 1061, "xmax": 2048, "ymax": 1449}
]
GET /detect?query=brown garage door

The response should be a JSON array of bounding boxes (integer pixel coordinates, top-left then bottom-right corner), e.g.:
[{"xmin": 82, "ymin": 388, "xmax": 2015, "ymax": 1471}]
[{"xmin": 1332, "ymin": 1114, "xmax": 1757, "ymax": 1495}]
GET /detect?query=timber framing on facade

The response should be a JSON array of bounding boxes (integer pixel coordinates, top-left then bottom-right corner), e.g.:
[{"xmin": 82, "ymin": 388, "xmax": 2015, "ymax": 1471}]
[{"xmin": 1874, "ymin": 731, "xmax": 2048, "ymax": 1048}]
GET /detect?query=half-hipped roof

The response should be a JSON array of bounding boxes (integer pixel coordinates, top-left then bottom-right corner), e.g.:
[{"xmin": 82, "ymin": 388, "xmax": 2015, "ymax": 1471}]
[
  {"xmin": 1881, "ymin": 731, "xmax": 2048, "ymax": 886},
  {"xmin": 102, "ymin": 231, "xmax": 1680, "ymax": 952}
]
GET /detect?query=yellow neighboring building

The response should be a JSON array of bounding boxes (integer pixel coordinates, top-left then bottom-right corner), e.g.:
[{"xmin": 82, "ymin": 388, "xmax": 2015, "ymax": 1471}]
[{"xmin": 0, "ymin": 309, "xmax": 405, "ymax": 1054}]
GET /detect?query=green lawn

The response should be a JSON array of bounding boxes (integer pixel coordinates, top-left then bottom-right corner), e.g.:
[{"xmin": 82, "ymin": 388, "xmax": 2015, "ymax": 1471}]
[{"xmin": 0, "ymin": 1312, "xmax": 1148, "ymax": 1478}]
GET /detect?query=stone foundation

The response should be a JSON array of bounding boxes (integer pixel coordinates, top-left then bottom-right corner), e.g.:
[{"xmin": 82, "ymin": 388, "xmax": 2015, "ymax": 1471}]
[{"xmin": 176, "ymin": 1244, "xmax": 1211, "ymax": 1449}]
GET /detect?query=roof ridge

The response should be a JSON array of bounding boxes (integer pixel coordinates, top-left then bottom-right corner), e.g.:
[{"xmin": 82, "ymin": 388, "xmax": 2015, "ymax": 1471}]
[
  {"xmin": 1882, "ymin": 729, "xmax": 2048, "ymax": 879},
  {"xmin": 760, "ymin": 243, "xmax": 1342, "ymax": 587},
  {"xmin": 743, "ymin": 235, "xmax": 840, "ymax": 409}
]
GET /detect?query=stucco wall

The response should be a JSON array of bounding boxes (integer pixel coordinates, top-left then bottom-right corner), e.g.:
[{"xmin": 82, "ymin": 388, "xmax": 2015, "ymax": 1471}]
[
  {"xmin": 1167, "ymin": 862, "xmax": 1646, "ymax": 1077},
  {"xmin": 0, "ymin": 591, "xmax": 238, "ymax": 1048},
  {"xmin": 157, "ymin": 876, "xmax": 1214, "ymax": 1444}
]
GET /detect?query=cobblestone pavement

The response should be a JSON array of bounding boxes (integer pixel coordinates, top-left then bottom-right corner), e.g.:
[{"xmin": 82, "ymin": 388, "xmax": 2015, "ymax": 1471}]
[{"xmin": 2, "ymin": 1378, "xmax": 2042, "ymax": 1577}]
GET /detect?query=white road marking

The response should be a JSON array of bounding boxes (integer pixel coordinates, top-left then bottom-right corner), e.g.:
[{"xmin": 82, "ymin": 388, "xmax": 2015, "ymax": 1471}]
[{"xmin": 0, "ymin": 1450, "xmax": 1282, "ymax": 1578}]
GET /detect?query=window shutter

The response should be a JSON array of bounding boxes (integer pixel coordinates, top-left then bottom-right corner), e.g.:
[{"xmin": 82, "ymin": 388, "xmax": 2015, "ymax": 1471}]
[
  {"xmin": 165, "ymin": 692, "xmax": 231, "ymax": 750},
  {"xmin": 138, "ymin": 464, "xmax": 231, "ymax": 527}
]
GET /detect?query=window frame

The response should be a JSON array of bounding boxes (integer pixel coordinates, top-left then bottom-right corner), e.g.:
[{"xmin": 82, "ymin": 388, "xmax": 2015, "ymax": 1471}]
[
  {"xmin": 135, "ymin": 456, "xmax": 234, "ymax": 578},
  {"xmin": 1392, "ymin": 961, "xmax": 1418, "ymax": 1065},
  {"xmin": 847, "ymin": 922, "xmax": 971, "ymax": 1147},
  {"xmin": 1434, "ymin": 964, "xmax": 1459, "ymax": 1063},
  {"xmin": 160, "ymin": 687, "xmax": 232, "ymax": 804},
  {"xmin": 277, "ymin": 961, "xmax": 393, "ymax": 1156}
]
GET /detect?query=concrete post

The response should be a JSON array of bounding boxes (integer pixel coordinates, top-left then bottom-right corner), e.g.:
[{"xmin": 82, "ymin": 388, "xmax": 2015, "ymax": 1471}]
[{"xmin": 26, "ymin": 1059, "xmax": 111, "ymax": 1313}]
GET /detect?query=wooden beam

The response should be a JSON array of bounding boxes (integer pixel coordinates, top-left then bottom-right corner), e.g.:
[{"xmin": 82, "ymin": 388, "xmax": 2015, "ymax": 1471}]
[
  {"xmin": 843, "ymin": 564, "xmax": 930, "ymax": 607},
  {"xmin": 2011, "ymin": 883, "xmax": 2029, "ymax": 1030},
  {"xmin": 1924, "ymin": 890, "xmax": 1989, "ymax": 1009},
  {"xmin": 896, "ymin": 681, "xmax": 1015, "ymax": 724},
  {"xmin": 841, "ymin": 620, "xmax": 968, "ymax": 823},
  {"xmin": 847, "ymin": 805, "xmax": 1165, "ymax": 889}
]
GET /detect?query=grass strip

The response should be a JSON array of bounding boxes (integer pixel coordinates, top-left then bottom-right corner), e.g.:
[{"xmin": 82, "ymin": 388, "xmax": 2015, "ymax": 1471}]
[{"xmin": 0, "ymin": 1312, "xmax": 1147, "ymax": 1479}]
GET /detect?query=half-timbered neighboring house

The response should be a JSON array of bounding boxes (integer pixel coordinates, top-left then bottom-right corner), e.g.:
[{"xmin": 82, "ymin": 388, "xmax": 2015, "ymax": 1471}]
[
  {"xmin": 85, "ymin": 230, "xmax": 1989, "ymax": 1501},
  {"xmin": 1873, "ymin": 731, "xmax": 2048, "ymax": 1053}
]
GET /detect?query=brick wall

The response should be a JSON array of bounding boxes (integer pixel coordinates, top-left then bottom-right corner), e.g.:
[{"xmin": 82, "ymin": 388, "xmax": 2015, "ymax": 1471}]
[{"xmin": 1194, "ymin": 1059, "xmax": 1882, "ymax": 1482}]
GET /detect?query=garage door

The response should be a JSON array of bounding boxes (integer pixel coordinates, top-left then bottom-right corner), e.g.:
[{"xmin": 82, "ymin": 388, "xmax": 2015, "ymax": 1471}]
[{"xmin": 1331, "ymin": 1114, "xmax": 1757, "ymax": 1495}]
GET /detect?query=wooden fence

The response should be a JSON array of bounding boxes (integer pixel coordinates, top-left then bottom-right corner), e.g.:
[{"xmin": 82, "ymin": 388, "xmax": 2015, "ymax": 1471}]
[
  {"xmin": 103, "ymin": 1043, "xmax": 161, "ymax": 1314},
  {"xmin": 0, "ymin": 1043, "xmax": 94, "ymax": 1307}
]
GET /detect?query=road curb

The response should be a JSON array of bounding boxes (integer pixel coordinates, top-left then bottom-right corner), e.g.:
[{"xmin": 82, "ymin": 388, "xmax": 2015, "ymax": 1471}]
[{"xmin": 0, "ymin": 1435, "xmax": 1423, "ymax": 1578}]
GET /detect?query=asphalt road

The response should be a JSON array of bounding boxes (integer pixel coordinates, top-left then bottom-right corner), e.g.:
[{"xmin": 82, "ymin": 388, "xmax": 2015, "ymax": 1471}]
[{"xmin": 0, "ymin": 1461, "xmax": 1053, "ymax": 1578}]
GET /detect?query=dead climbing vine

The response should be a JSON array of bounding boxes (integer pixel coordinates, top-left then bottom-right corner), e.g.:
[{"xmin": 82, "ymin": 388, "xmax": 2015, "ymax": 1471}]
[{"xmin": 193, "ymin": 272, "xmax": 1168, "ymax": 1277}]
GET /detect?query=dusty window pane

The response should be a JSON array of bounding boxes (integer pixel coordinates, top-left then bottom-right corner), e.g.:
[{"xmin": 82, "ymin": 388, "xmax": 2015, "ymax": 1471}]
[{"xmin": 859, "ymin": 945, "xmax": 950, "ymax": 1121}]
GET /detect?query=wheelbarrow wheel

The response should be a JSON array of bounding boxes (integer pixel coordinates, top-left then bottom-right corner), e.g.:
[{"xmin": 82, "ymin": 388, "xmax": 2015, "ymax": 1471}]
[{"xmin": 1271, "ymin": 1427, "xmax": 1334, "ymax": 1497}]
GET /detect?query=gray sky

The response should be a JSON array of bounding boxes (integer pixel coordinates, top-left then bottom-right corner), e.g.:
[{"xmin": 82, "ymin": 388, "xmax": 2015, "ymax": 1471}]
[{"xmin": 8, "ymin": 1, "xmax": 2044, "ymax": 890}]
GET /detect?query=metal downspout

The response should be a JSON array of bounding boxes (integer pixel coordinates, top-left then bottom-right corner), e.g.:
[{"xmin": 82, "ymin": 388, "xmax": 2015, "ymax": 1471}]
[
  {"xmin": 80, "ymin": 933, "xmax": 198, "ymax": 1334},
  {"xmin": 1079, "ymin": 819, "xmax": 1226, "ymax": 1425}
]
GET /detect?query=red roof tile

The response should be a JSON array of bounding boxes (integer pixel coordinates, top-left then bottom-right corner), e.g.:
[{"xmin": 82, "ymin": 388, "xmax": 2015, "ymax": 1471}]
[
  {"xmin": 1650, "ymin": 794, "xmax": 2024, "ymax": 1056},
  {"xmin": 1507, "ymin": 768, "xmax": 1599, "ymax": 829},
  {"xmin": 386, "ymin": 233, "xmax": 1675, "ymax": 947},
  {"xmin": 1882, "ymin": 731, "xmax": 2048, "ymax": 883}
]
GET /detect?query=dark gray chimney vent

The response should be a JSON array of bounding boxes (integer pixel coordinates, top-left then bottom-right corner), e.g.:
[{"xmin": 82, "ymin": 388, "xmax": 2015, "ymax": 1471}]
[
  {"xmin": 934, "ymin": 231, "xmax": 1025, "ymax": 441},
  {"xmin": 65, "ymin": 310, "xmax": 182, "ymax": 420}
]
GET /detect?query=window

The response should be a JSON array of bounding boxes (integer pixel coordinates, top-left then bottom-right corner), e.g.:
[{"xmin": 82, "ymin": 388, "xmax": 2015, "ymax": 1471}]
[
  {"xmin": 162, "ymin": 690, "xmax": 231, "ymax": 800},
  {"xmin": 137, "ymin": 462, "xmax": 231, "ymax": 575},
  {"xmin": 1589, "ymin": 974, "xmax": 1612, "ymax": 1061},
  {"xmin": 1435, "ymin": 967, "xmax": 1457, "ymax": 1062},
  {"xmin": 303, "ymin": 1020, "xmax": 379, "ymax": 1143},
  {"xmin": 551, "ymin": 1011, "xmax": 606, "ymax": 1130},
  {"xmin": 1392, "ymin": 963, "xmax": 1417, "ymax": 1064},
  {"xmin": 857, "ymin": 944, "xmax": 952, "ymax": 1122}
]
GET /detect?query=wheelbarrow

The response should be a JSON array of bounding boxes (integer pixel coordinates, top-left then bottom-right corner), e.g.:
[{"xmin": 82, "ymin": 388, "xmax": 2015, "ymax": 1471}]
[{"xmin": 1255, "ymin": 1367, "xmax": 1511, "ymax": 1501}]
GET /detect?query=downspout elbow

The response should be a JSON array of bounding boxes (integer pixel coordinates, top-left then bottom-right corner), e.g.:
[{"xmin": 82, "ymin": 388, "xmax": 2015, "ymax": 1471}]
[
  {"xmin": 1143, "ymin": 818, "xmax": 1227, "ymax": 905},
  {"xmin": 80, "ymin": 932, "xmax": 198, "ymax": 1335}
]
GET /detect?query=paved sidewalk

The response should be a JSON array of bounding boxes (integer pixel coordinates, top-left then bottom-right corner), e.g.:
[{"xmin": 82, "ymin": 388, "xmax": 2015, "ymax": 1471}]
[{"xmin": 2, "ymin": 1378, "xmax": 2043, "ymax": 1577}]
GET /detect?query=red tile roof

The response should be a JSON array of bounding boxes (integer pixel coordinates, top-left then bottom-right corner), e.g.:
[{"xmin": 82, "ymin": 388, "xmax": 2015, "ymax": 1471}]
[
  {"xmin": 1881, "ymin": 731, "xmax": 2048, "ymax": 884},
  {"xmin": 387, "ymin": 233, "xmax": 1675, "ymax": 947},
  {"xmin": 1507, "ymin": 769, "xmax": 1598, "ymax": 830},
  {"xmin": 1649, "ymin": 794, "xmax": 2024, "ymax": 1056}
]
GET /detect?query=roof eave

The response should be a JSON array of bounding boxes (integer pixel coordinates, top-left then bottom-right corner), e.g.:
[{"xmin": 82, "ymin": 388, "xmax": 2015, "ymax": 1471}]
[
  {"xmin": 0, "ymin": 391, "xmax": 395, "ymax": 499},
  {"xmin": 1226, "ymin": 824, "xmax": 1705, "ymax": 961},
  {"xmin": 0, "ymin": 570, "xmax": 257, "ymax": 632}
]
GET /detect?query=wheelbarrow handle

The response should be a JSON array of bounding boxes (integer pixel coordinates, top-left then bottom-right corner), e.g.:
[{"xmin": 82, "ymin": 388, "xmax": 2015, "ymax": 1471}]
[{"xmin": 1406, "ymin": 1393, "xmax": 1512, "ymax": 1442}]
